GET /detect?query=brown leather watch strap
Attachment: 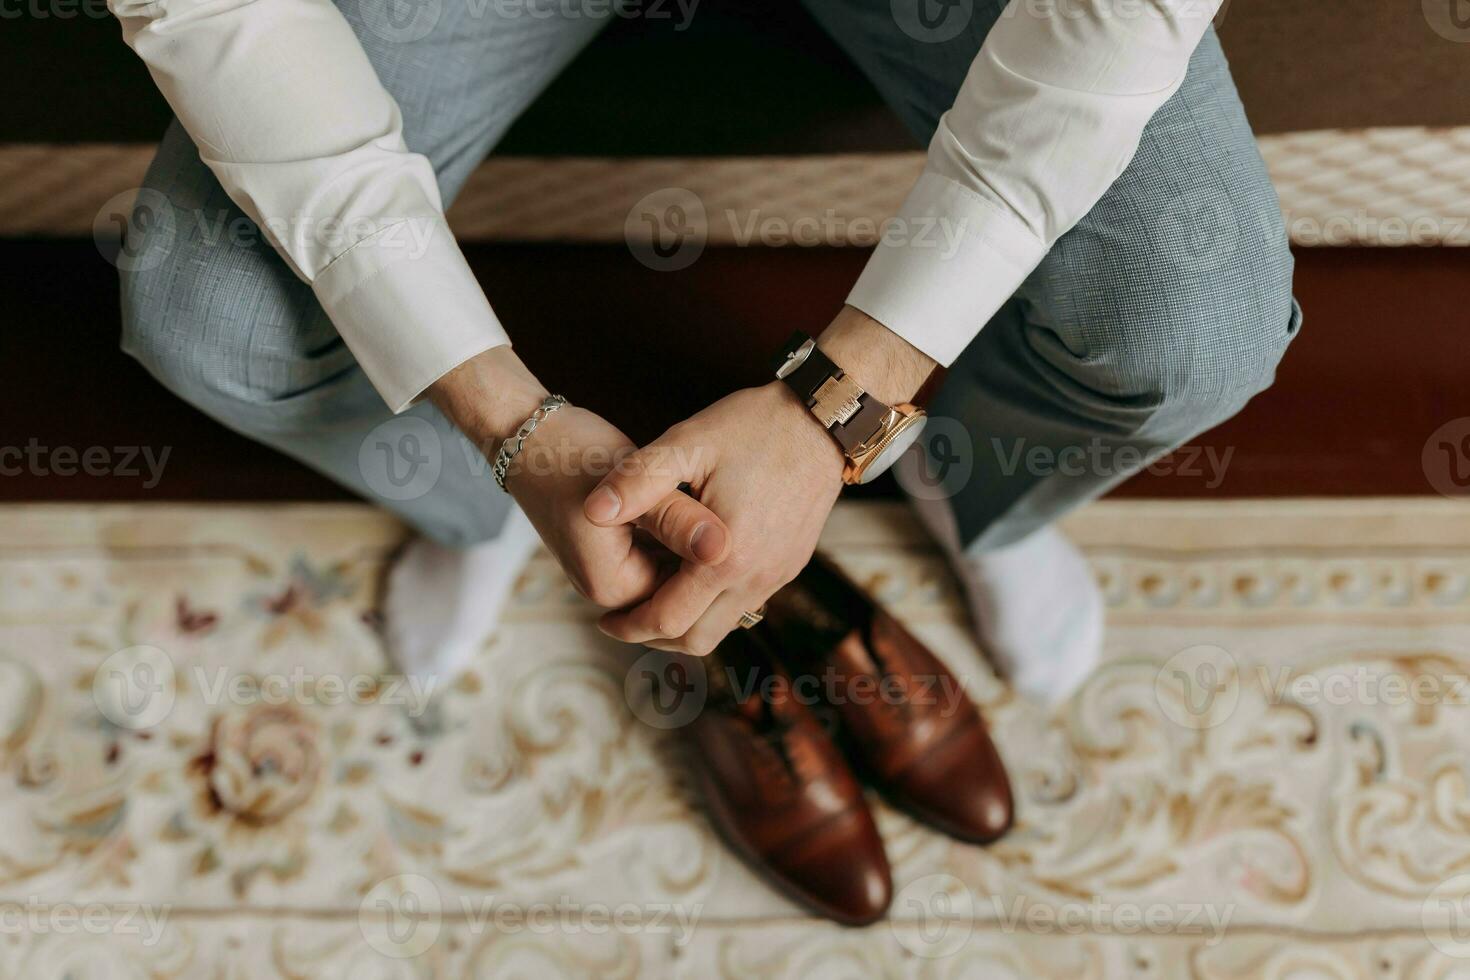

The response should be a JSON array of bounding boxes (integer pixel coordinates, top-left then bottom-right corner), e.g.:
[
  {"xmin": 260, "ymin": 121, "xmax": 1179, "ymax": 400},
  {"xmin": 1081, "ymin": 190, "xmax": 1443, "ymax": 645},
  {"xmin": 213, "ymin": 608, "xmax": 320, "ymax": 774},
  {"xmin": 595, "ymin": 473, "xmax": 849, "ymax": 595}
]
[
  {"xmin": 774, "ymin": 330, "xmax": 901, "ymax": 454},
  {"xmin": 777, "ymin": 335, "xmax": 841, "ymax": 405},
  {"xmin": 829, "ymin": 396, "xmax": 890, "ymax": 454}
]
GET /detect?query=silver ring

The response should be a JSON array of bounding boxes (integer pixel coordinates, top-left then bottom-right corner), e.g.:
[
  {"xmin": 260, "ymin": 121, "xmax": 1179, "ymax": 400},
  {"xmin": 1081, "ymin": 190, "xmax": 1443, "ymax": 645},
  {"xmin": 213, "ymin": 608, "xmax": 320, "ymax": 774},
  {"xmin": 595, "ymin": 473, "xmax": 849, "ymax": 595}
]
[{"xmin": 737, "ymin": 607, "xmax": 765, "ymax": 630}]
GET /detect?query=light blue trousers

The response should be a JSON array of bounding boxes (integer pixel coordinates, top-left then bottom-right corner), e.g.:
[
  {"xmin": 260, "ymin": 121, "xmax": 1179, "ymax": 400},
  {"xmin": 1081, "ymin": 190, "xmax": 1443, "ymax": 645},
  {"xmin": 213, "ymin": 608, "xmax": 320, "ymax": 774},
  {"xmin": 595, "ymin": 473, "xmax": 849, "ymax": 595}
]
[{"xmin": 119, "ymin": 0, "xmax": 1301, "ymax": 550}]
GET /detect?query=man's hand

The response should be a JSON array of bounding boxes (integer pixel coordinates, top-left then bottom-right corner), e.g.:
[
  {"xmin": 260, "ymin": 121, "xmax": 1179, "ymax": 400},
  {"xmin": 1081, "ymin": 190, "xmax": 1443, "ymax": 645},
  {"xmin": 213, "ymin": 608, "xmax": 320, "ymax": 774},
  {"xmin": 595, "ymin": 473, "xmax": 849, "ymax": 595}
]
[
  {"xmin": 586, "ymin": 382, "xmax": 844, "ymax": 653},
  {"xmin": 429, "ymin": 347, "xmax": 731, "ymax": 610},
  {"xmin": 587, "ymin": 306, "xmax": 937, "ymax": 655}
]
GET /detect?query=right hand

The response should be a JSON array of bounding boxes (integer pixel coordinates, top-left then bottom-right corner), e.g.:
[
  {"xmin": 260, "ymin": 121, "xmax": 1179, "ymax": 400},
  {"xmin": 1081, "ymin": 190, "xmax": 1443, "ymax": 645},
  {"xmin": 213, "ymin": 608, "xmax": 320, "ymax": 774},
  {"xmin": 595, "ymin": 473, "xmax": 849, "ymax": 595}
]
[{"xmin": 430, "ymin": 348, "xmax": 731, "ymax": 610}]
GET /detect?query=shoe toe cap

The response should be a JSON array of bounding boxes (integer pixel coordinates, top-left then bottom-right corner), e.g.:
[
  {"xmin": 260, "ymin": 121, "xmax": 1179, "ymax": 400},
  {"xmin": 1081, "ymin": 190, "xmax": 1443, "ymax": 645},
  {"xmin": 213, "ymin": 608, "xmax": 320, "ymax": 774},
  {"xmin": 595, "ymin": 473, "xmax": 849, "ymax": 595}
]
[
  {"xmin": 897, "ymin": 731, "xmax": 1014, "ymax": 844},
  {"xmin": 936, "ymin": 777, "xmax": 1014, "ymax": 843},
  {"xmin": 772, "ymin": 809, "xmax": 893, "ymax": 926}
]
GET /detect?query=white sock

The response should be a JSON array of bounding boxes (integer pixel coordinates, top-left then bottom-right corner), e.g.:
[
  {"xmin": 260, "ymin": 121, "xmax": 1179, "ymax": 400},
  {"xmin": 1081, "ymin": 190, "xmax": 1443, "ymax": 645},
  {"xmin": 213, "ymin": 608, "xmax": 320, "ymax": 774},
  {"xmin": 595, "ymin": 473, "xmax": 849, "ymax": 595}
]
[
  {"xmin": 909, "ymin": 494, "xmax": 1104, "ymax": 706},
  {"xmin": 383, "ymin": 504, "xmax": 541, "ymax": 685}
]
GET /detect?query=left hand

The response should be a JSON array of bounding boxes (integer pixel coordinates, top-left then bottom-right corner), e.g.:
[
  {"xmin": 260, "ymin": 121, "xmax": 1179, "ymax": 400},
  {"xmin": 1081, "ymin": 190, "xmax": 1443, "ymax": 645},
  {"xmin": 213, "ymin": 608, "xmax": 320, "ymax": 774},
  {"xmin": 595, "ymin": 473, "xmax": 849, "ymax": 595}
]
[
  {"xmin": 585, "ymin": 381, "xmax": 844, "ymax": 655},
  {"xmin": 584, "ymin": 306, "xmax": 938, "ymax": 655}
]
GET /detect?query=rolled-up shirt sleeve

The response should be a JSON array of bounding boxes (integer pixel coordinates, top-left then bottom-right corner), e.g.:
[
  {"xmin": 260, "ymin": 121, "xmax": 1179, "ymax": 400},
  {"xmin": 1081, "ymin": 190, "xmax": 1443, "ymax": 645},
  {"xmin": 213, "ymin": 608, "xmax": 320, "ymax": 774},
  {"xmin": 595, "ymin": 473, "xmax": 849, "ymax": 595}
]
[
  {"xmin": 847, "ymin": 0, "xmax": 1223, "ymax": 367},
  {"xmin": 109, "ymin": 0, "xmax": 508, "ymax": 411}
]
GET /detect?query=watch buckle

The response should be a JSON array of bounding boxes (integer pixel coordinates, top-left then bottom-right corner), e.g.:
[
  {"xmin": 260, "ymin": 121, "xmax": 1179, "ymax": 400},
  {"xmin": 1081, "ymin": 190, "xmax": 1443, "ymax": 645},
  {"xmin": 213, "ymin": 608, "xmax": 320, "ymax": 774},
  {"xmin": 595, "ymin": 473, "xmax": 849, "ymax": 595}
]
[
  {"xmin": 811, "ymin": 374, "xmax": 864, "ymax": 427},
  {"xmin": 775, "ymin": 337, "xmax": 816, "ymax": 380}
]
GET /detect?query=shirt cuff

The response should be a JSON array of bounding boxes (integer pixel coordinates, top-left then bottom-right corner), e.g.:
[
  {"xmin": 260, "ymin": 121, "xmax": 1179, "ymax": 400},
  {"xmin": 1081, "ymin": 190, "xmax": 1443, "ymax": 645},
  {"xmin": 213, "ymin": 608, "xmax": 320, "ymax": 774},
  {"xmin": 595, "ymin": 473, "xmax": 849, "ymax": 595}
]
[
  {"xmin": 844, "ymin": 170, "xmax": 1048, "ymax": 367},
  {"xmin": 312, "ymin": 212, "xmax": 510, "ymax": 413}
]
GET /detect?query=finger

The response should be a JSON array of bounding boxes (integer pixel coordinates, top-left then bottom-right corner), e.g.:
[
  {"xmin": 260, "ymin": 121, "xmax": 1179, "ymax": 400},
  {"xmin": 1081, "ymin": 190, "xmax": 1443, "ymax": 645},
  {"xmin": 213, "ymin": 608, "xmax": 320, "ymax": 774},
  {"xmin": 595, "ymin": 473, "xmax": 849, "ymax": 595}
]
[
  {"xmin": 603, "ymin": 537, "xmax": 669, "ymax": 608},
  {"xmin": 583, "ymin": 435, "xmax": 709, "ymax": 529},
  {"xmin": 677, "ymin": 590, "xmax": 768, "ymax": 658},
  {"xmin": 596, "ymin": 565, "xmax": 723, "ymax": 647},
  {"xmin": 634, "ymin": 490, "xmax": 731, "ymax": 566},
  {"xmin": 561, "ymin": 524, "xmax": 664, "ymax": 610}
]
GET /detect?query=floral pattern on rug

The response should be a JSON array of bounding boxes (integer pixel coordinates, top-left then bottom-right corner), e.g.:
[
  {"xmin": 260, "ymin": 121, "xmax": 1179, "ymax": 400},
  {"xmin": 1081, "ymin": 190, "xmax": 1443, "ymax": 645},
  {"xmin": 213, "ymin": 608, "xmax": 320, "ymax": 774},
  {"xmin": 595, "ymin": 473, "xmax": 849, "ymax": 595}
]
[{"xmin": 1, "ymin": 499, "xmax": 1470, "ymax": 977}]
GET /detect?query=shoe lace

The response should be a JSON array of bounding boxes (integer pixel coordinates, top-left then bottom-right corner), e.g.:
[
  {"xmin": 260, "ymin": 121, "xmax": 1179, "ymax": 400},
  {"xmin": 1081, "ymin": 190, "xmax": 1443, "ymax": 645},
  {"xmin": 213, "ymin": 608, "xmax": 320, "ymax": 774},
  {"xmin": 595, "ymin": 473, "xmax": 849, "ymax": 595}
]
[
  {"xmin": 769, "ymin": 588, "xmax": 916, "ymax": 725},
  {"xmin": 753, "ymin": 702, "xmax": 799, "ymax": 777},
  {"xmin": 708, "ymin": 651, "xmax": 801, "ymax": 778}
]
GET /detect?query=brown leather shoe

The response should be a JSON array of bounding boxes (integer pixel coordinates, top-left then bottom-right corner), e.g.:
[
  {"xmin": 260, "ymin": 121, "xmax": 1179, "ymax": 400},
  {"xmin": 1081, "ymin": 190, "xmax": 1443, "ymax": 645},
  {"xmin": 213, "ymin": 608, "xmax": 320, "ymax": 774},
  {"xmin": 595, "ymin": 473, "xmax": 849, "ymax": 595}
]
[
  {"xmin": 678, "ymin": 626, "xmax": 892, "ymax": 926},
  {"xmin": 763, "ymin": 553, "xmax": 1014, "ymax": 845}
]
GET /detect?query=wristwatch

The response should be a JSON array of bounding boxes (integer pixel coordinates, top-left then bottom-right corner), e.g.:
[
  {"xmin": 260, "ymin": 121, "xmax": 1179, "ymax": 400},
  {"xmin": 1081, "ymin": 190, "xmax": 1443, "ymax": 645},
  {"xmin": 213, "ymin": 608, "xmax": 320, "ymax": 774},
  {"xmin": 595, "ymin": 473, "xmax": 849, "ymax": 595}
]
[{"xmin": 772, "ymin": 331, "xmax": 929, "ymax": 485}]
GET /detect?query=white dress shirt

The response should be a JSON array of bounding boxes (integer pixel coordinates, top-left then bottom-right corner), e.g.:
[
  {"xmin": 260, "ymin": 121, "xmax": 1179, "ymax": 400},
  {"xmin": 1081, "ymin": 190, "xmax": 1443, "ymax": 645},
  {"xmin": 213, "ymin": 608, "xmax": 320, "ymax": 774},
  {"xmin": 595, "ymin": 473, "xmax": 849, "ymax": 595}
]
[{"xmin": 107, "ymin": 0, "xmax": 1221, "ymax": 412}]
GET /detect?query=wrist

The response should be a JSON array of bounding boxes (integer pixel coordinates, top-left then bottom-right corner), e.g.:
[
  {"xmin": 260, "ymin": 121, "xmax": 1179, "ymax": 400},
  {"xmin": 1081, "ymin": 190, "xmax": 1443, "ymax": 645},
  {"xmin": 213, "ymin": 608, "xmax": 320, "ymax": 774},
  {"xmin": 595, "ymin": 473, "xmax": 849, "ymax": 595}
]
[
  {"xmin": 773, "ymin": 310, "xmax": 935, "ymax": 486},
  {"xmin": 763, "ymin": 381, "xmax": 846, "ymax": 478},
  {"xmin": 815, "ymin": 305, "xmax": 937, "ymax": 406},
  {"xmin": 428, "ymin": 345, "xmax": 550, "ymax": 450}
]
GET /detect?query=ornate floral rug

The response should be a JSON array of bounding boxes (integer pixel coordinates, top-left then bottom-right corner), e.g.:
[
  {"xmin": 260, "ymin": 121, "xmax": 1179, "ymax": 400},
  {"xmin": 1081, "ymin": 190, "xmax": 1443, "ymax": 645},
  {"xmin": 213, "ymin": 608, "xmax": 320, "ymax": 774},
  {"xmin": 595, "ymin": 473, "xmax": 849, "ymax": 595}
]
[{"xmin": 3, "ymin": 499, "xmax": 1469, "ymax": 978}]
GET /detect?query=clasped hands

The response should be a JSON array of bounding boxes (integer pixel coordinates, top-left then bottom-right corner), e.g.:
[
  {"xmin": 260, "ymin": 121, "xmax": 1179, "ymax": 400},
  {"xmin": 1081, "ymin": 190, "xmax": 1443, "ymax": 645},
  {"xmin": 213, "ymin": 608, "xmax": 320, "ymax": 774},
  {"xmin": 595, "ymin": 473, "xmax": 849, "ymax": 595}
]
[{"xmin": 430, "ymin": 307, "xmax": 935, "ymax": 656}]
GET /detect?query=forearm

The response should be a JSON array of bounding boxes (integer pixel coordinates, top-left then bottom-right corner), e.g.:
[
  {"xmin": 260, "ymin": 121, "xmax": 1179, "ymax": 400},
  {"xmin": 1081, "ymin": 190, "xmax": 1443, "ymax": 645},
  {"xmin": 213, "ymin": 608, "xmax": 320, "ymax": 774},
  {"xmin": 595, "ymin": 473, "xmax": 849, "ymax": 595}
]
[
  {"xmin": 848, "ymin": 0, "xmax": 1221, "ymax": 367},
  {"xmin": 110, "ymin": 0, "xmax": 508, "ymax": 412},
  {"xmin": 427, "ymin": 346, "xmax": 551, "ymax": 454}
]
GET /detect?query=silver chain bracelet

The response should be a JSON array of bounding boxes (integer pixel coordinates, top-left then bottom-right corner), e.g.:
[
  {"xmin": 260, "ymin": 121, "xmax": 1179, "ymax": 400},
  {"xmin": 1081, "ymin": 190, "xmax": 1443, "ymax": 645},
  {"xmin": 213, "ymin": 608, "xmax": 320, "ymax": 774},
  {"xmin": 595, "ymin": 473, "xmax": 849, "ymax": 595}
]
[{"xmin": 492, "ymin": 394, "xmax": 568, "ymax": 491}]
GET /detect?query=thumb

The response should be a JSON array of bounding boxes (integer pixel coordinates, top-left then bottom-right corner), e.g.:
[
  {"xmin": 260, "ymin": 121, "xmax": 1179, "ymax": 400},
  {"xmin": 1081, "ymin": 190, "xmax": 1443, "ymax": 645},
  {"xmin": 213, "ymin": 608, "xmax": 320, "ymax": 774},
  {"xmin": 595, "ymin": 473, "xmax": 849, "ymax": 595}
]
[
  {"xmin": 637, "ymin": 489, "xmax": 732, "ymax": 565},
  {"xmin": 583, "ymin": 438, "xmax": 730, "ymax": 565}
]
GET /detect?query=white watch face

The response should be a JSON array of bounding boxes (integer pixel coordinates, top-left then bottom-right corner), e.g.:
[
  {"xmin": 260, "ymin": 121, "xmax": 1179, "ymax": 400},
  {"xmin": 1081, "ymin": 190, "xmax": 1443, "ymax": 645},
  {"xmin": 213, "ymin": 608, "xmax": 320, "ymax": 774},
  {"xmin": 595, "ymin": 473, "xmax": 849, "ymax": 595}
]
[{"xmin": 856, "ymin": 415, "xmax": 928, "ymax": 485}]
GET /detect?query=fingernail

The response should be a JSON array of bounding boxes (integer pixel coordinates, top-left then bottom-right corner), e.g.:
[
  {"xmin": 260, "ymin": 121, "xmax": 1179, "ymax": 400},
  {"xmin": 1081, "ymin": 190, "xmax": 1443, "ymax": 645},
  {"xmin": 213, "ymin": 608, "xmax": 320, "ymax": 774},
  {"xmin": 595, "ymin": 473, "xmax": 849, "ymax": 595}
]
[
  {"xmin": 690, "ymin": 522, "xmax": 726, "ymax": 563},
  {"xmin": 585, "ymin": 486, "xmax": 621, "ymax": 523}
]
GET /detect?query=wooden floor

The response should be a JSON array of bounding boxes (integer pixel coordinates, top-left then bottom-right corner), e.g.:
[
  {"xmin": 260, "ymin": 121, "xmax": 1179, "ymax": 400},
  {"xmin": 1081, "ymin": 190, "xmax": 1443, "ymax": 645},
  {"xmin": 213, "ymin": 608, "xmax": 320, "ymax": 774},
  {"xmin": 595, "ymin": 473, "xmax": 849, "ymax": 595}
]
[{"xmin": 4, "ymin": 240, "xmax": 1465, "ymax": 502}]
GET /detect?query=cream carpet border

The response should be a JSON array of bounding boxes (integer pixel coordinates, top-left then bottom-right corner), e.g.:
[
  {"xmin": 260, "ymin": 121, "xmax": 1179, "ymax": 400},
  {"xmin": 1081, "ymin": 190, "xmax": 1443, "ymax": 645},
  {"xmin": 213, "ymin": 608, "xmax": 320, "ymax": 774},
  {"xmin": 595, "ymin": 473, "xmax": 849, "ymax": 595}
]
[
  {"xmin": 5, "ymin": 496, "xmax": 1469, "ymax": 551},
  {"xmin": 3, "ymin": 127, "xmax": 1468, "ymax": 246}
]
